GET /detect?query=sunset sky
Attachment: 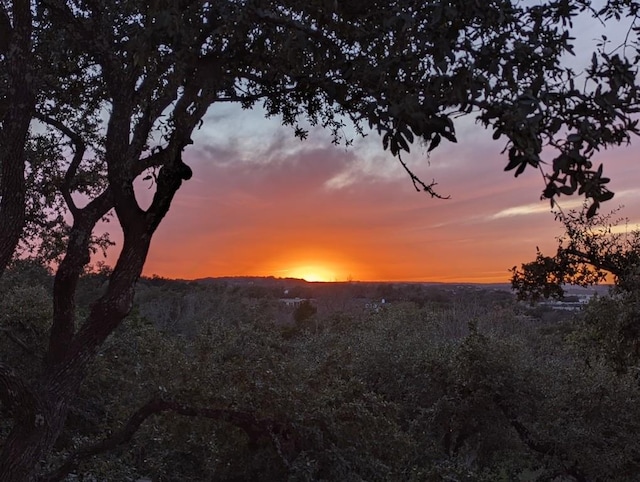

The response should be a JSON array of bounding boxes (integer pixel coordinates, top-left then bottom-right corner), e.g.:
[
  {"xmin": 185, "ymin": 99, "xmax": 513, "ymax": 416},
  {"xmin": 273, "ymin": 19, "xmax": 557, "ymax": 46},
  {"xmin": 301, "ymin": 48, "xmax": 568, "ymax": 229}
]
[
  {"xmin": 112, "ymin": 102, "xmax": 640, "ymax": 283},
  {"xmin": 103, "ymin": 9, "xmax": 640, "ymax": 283}
]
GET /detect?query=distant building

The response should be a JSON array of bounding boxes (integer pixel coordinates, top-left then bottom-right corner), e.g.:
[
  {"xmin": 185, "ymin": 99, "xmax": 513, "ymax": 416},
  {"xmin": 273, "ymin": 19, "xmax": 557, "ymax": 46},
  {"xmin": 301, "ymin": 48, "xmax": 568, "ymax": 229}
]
[{"xmin": 539, "ymin": 293, "xmax": 594, "ymax": 311}]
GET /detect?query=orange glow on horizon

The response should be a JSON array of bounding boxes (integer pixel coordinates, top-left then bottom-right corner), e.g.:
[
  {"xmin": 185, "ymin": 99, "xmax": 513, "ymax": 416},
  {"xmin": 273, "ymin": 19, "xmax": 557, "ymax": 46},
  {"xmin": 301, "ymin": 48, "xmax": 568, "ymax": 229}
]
[
  {"xmin": 256, "ymin": 251, "xmax": 355, "ymax": 282},
  {"xmin": 285, "ymin": 265, "xmax": 337, "ymax": 282}
]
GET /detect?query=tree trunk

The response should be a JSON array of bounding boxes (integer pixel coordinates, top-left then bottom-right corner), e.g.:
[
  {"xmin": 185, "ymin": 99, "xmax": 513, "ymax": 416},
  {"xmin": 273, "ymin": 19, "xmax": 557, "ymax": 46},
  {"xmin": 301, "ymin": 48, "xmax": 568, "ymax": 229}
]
[
  {"xmin": 0, "ymin": 158, "xmax": 187, "ymax": 479},
  {"xmin": 0, "ymin": 0, "xmax": 34, "ymax": 276},
  {"xmin": 0, "ymin": 124, "xmax": 29, "ymax": 275},
  {"xmin": 0, "ymin": 292, "xmax": 140, "ymax": 481},
  {"xmin": 0, "ymin": 0, "xmax": 195, "ymax": 468},
  {"xmin": 0, "ymin": 341, "xmax": 104, "ymax": 481},
  {"xmin": 0, "ymin": 390, "xmax": 69, "ymax": 482}
]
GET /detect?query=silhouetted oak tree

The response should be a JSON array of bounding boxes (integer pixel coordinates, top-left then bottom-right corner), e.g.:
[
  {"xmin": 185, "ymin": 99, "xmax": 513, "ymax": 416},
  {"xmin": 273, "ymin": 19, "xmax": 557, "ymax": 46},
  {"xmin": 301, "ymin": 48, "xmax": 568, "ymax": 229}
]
[
  {"xmin": 512, "ymin": 206, "xmax": 640, "ymax": 300},
  {"xmin": 1, "ymin": 0, "xmax": 640, "ymax": 479}
]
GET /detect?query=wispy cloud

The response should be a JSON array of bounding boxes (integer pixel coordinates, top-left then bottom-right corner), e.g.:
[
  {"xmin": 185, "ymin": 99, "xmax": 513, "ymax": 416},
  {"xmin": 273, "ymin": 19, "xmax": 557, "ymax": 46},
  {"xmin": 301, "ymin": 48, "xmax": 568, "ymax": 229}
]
[
  {"xmin": 489, "ymin": 199, "xmax": 586, "ymax": 220},
  {"xmin": 608, "ymin": 223, "xmax": 640, "ymax": 234},
  {"xmin": 490, "ymin": 203, "xmax": 552, "ymax": 219}
]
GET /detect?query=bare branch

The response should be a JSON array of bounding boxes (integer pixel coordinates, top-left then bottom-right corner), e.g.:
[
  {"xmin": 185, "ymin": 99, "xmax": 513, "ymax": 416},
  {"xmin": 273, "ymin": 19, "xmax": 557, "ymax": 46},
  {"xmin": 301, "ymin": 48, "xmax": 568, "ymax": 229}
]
[{"xmin": 397, "ymin": 153, "xmax": 450, "ymax": 200}]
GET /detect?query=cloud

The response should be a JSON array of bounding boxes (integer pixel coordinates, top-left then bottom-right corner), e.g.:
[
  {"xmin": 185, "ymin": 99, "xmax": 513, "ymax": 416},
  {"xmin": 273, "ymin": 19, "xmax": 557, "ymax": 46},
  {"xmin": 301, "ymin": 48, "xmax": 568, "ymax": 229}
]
[
  {"xmin": 490, "ymin": 202, "xmax": 552, "ymax": 219},
  {"xmin": 489, "ymin": 198, "xmax": 587, "ymax": 220},
  {"xmin": 609, "ymin": 223, "xmax": 640, "ymax": 234}
]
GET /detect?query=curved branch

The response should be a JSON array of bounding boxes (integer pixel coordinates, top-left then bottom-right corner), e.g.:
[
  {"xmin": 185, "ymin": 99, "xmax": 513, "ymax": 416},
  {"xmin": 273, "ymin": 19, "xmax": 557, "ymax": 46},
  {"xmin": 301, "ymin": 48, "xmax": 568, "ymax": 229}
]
[
  {"xmin": 0, "ymin": 327, "xmax": 40, "ymax": 360},
  {"xmin": 41, "ymin": 398, "xmax": 292, "ymax": 482},
  {"xmin": 564, "ymin": 247, "xmax": 624, "ymax": 278},
  {"xmin": 129, "ymin": 74, "xmax": 183, "ymax": 160},
  {"xmin": 253, "ymin": 7, "xmax": 342, "ymax": 54}
]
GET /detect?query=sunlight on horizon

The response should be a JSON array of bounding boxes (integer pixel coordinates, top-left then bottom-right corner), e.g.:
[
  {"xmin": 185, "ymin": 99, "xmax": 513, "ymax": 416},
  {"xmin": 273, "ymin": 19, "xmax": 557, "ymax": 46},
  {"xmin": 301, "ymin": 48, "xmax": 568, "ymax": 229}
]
[{"xmin": 286, "ymin": 265, "xmax": 340, "ymax": 282}]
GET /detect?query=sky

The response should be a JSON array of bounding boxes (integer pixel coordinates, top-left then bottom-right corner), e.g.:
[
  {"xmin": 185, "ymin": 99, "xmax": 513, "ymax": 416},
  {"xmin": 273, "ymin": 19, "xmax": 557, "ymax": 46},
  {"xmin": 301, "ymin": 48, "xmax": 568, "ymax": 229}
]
[
  {"xmin": 103, "ymin": 6, "xmax": 640, "ymax": 283},
  {"xmin": 114, "ymin": 103, "xmax": 640, "ymax": 283}
]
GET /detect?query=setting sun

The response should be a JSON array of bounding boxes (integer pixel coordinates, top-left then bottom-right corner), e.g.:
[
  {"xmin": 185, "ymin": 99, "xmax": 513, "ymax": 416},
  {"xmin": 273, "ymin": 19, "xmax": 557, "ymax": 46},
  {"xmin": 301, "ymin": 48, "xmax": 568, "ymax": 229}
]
[
  {"xmin": 287, "ymin": 265, "xmax": 337, "ymax": 282},
  {"xmin": 248, "ymin": 249, "xmax": 357, "ymax": 282}
]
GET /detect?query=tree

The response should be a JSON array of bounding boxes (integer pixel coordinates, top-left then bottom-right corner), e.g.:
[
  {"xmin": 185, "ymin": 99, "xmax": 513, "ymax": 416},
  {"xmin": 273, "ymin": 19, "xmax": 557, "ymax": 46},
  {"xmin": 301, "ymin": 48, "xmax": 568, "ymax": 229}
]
[
  {"xmin": 2, "ymin": 0, "xmax": 640, "ymax": 479},
  {"xmin": 511, "ymin": 206, "xmax": 640, "ymax": 373},
  {"xmin": 511, "ymin": 206, "xmax": 640, "ymax": 301}
]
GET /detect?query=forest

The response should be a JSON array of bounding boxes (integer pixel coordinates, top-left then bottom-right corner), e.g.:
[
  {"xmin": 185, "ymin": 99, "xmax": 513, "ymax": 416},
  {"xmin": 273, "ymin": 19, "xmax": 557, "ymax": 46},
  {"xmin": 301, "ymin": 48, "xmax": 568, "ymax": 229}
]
[{"xmin": 2, "ymin": 263, "xmax": 639, "ymax": 480}]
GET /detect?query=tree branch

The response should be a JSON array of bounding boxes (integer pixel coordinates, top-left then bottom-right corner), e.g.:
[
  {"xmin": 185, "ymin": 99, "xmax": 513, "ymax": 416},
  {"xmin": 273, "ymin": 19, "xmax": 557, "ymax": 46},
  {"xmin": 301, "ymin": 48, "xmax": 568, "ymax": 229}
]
[
  {"xmin": 129, "ymin": 72, "xmax": 183, "ymax": 160},
  {"xmin": 34, "ymin": 113, "xmax": 86, "ymax": 216},
  {"xmin": 494, "ymin": 397, "xmax": 588, "ymax": 482},
  {"xmin": 47, "ymin": 189, "xmax": 114, "ymax": 366},
  {"xmin": 41, "ymin": 398, "xmax": 293, "ymax": 482},
  {"xmin": 397, "ymin": 153, "xmax": 450, "ymax": 199},
  {"xmin": 253, "ymin": 6, "xmax": 343, "ymax": 54},
  {"xmin": 0, "ymin": 327, "xmax": 40, "ymax": 360},
  {"xmin": 564, "ymin": 247, "xmax": 624, "ymax": 278}
]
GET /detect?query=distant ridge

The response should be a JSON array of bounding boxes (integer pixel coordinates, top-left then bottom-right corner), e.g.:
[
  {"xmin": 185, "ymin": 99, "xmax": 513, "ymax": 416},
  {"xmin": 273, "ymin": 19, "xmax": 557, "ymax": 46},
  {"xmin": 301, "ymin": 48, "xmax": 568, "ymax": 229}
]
[
  {"xmin": 191, "ymin": 276, "xmax": 512, "ymax": 289},
  {"xmin": 145, "ymin": 275, "xmax": 612, "ymax": 296}
]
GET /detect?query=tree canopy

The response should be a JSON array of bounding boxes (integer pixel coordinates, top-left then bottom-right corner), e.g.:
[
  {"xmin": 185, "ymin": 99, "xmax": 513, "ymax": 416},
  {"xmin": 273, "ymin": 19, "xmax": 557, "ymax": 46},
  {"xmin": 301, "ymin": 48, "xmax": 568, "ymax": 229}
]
[
  {"xmin": 511, "ymin": 206, "xmax": 640, "ymax": 301},
  {"xmin": 1, "ymin": 0, "xmax": 640, "ymax": 479}
]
